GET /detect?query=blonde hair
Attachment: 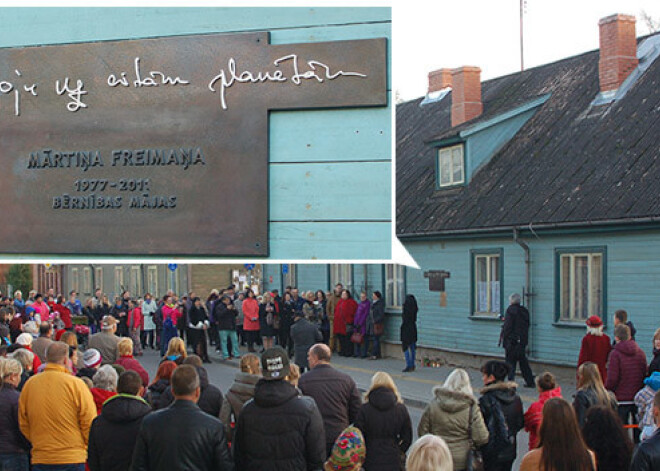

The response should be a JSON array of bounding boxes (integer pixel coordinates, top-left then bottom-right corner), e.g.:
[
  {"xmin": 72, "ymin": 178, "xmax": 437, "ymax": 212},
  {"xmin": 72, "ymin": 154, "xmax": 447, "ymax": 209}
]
[
  {"xmin": 0, "ymin": 358, "xmax": 23, "ymax": 387},
  {"xmin": 60, "ymin": 331, "xmax": 78, "ymax": 348},
  {"xmin": 11, "ymin": 349, "xmax": 34, "ymax": 371},
  {"xmin": 240, "ymin": 353, "xmax": 261, "ymax": 375},
  {"xmin": 286, "ymin": 363, "xmax": 301, "ymax": 387},
  {"xmin": 118, "ymin": 338, "xmax": 134, "ymax": 357},
  {"xmin": 577, "ymin": 362, "xmax": 611, "ymax": 407},
  {"xmin": 443, "ymin": 368, "xmax": 474, "ymax": 396},
  {"xmin": 366, "ymin": 371, "xmax": 402, "ymax": 404},
  {"xmin": 165, "ymin": 337, "xmax": 187, "ymax": 359},
  {"xmin": 406, "ymin": 435, "xmax": 453, "ymax": 471}
]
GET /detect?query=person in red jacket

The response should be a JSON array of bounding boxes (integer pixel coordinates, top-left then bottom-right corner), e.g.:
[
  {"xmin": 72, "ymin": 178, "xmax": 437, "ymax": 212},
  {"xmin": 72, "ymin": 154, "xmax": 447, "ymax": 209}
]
[
  {"xmin": 242, "ymin": 289, "xmax": 260, "ymax": 353},
  {"xmin": 577, "ymin": 315, "xmax": 611, "ymax": 383},
  {"xmin": 334, "ymin": 290, "xmax": 358, "ymax": 357},
  {"xmin": 523, "ymin": 372, "xmax": 562, "ymax": 450},
  {"xmin": 606, "ymin": 323, "xmax": 647, "ymax": 443},
  {"xmin": 127, "ymin": 300, "xmax": 143, "ymax": 356},
  {"xmin": 51, "ymin": 295, "xmax": 73, "ymax": 331},
  {"xmin": 114, "ymin": 338, "xmax": 149, "ymax": 388}
]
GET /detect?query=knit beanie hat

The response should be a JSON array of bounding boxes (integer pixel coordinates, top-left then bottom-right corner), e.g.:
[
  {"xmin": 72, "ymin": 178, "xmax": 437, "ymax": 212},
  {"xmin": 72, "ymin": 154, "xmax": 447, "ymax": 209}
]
[
  {"xmin": 16, "ymin": 333, "xmax": 33, "ymax": 346},
  {"xmin": 324, "ymin": 426, "xmax": 366, "ymax": 471},
  {"xmin": 644, "ymin": 371, "xmax": 660, "ymax": 391},
  {"xmin": 83, "ymin": 349, "xmax": 102, "ymax": 368}
]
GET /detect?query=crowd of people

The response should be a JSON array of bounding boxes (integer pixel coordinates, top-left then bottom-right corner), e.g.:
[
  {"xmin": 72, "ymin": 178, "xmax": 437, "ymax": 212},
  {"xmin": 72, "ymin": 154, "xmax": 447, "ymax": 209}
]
[{"xmin": 2, "ymin": 284, "xmax": 660, "ymax": 470}]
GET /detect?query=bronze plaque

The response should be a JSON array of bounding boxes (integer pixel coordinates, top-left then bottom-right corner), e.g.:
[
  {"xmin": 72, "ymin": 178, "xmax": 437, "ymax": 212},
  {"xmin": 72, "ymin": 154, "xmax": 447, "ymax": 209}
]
[{"xmin": 0, "ymin": 32, "xmax": 387, "ymax": 256}]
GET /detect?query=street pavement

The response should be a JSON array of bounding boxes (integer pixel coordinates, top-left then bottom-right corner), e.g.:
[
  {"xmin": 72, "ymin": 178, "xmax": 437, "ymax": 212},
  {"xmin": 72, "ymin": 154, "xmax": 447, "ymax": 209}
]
[{"xmin": 138, "ymin": 343, "xmax": 580, "ymax": 471}]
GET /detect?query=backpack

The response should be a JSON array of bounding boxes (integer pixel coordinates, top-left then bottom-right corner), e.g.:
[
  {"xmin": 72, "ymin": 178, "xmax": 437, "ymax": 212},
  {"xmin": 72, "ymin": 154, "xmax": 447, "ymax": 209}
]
[{"xmin": 481, "ymin": 394, "xmax": 514, "ymax": 460}]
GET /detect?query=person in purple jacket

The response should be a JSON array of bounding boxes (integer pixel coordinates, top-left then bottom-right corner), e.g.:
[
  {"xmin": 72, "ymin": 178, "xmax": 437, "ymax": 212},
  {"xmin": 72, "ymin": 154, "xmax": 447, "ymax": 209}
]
[{"xmin": 353, "ymin": 292, "xmax": 371, "ymax": 358}]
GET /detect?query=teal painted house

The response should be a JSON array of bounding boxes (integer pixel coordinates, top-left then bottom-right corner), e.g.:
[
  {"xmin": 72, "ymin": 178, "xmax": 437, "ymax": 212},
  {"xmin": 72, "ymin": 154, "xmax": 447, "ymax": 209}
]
[
  {"xmin": 395, "ymin": 15, "xmax": 660, "ymax": 366},
  {"xmin": 0, "ymin": 7, "xmax": 391, "ymax": 259}
]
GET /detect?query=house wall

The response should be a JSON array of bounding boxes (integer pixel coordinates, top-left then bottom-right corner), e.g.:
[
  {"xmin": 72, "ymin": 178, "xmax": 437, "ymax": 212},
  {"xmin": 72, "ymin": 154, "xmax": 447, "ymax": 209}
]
[
  {"xmin": 403, "ymin": 228, "xmax": 660, "ymax": 366},
  {"xmin": 0, "ymin": 7, "xmax": 392, "ymax": 260}
]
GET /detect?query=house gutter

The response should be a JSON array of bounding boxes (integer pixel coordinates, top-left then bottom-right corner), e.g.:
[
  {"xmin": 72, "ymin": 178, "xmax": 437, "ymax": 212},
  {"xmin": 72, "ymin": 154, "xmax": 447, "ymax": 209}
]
[
  {"xmin": 397, "ymin": 216, "xmax": 660, "ymax": 240},
  {"xmin": 513, "ymin": 228, "xmax": 533, "ymax": 356}
]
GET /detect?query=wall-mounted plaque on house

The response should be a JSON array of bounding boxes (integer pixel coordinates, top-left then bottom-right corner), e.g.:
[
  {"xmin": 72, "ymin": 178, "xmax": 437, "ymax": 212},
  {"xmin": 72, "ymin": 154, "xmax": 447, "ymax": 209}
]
[{"xmin": 0, "ymin": 32, "xmax": 387, "ymax": 256}]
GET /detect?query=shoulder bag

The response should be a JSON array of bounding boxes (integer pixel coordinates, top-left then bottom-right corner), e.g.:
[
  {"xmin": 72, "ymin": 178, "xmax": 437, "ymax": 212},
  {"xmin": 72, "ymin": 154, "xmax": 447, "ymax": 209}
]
[{"xmin": 466, "ymin": 404, "xmax": 485, "ymax": 471}]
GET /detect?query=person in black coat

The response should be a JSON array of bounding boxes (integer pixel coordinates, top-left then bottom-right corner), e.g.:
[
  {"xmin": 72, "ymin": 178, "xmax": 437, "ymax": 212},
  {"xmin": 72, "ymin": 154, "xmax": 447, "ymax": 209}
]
[
  {"xmin": 158, "ymin": 358, "xmax": 224, "ymax": 417},
  {"xmin": 233, "ymin": 347, "xmax": 325, "ymax": 471},
  {"xmin": 131, "ymin": 365, "xmax": 234, "ymax": 471},
  {"xmin": 354, "ymin": 373, "xmax": 412, "ymax": 470},
  {"xmin": 0, "ymin": 358, "xmax": 30, "ymax": 471},
  {"xmin": 88, "ymin": 371, "xmax": 151, "ymax": 471},
  {"xmin": 187, "ymin": 298, "xmax": 210, "ymax": 363},
  {"xmin": 500, "ymin": 293, "xmax": 535, "ymax": 387},
  {"xmin": 290, "ymin": 313, "xmax": 323, "ymax": 373},
  {"xmin": 400, "ymin": 295, "xmax": 418, "ymax": 372},
  {"xmin": 279, "ymin": 293, "xmax": 296, "ymax": 357},
  {"xmin": 214, "ymin": 296, "xmax": 240, "ymax": 359},
  {"xmin": 478, "ymin": 360, "xmax": 524, "ymax": 471}
]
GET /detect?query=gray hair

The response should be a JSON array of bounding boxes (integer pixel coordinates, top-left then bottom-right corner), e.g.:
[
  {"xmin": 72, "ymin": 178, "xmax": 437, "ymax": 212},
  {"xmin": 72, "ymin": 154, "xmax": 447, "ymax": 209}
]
[
  {"xmin": 92, "ymin": 364, "xmax": 118, "ymax": 392},
  {"xmin": 442, "ymin": 368, "xmax": 474, "ymax": 396},
  {"xmin": 11, "ymin": 349, "xmax": 34, "ymax": 371},
  {"xmin": 509, "ymin": 293, "xmax": 521, "ymax": 305}
]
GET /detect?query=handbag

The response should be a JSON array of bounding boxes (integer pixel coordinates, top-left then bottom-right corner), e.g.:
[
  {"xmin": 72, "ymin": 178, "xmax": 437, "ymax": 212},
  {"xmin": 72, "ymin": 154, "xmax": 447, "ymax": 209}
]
[
  {"xmin": 466, "ymin": 404, "xmax": 485, "ymax": 471},
  {"xmin": 373, "ymin": 322, "xmax": 385, "ymax": 336},
  {"xmin": 350, "ymin": 331, "xmax": 364, "ymax": 344}
]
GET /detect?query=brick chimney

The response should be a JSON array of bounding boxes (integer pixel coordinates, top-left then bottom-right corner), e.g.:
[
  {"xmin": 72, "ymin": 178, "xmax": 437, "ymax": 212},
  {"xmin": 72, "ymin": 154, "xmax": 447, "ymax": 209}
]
[
  {"xmin": 428, "ymin": 68, "xmax": 452, "ymax": 94},
  {"xmin": 451, "ymin": 66, "xmax": 482, "ymax": 127},
  {"xmin": 598, "ymin": 14, "xmax": 638, "ymax": 92}
]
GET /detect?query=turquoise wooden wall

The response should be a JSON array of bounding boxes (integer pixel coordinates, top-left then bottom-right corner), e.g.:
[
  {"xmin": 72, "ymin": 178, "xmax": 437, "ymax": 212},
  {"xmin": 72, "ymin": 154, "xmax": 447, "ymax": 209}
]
[
  {"xmin": 403, "ymin": 229, "xmax": 660, "ymax": 366},
  {"xmin": 0, "ymin": 7, "xmax": 392, "ymax": 260}
]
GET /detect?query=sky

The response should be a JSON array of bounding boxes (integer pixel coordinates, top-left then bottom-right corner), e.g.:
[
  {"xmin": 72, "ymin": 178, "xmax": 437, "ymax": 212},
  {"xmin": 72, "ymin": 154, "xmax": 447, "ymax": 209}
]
[{"xmin": 394, "ymin": 0, "xmax": 660, "ymax": 101}]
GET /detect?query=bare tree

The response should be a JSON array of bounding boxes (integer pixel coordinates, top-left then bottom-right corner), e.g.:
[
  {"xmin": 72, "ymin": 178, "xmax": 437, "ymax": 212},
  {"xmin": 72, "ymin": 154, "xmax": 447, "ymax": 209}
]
[{"xmin": 640, "ymin": 10, "xmax": 660, "ymax": 34}]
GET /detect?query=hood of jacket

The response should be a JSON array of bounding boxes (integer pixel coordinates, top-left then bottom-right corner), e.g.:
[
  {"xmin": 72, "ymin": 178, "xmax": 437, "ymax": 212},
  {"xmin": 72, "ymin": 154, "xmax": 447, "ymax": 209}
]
[
  {"xmin": 367, "ymin": 386, "xmax": 398, "ymax": 411},
  {"xmin": 645, "ymin": 372, "xmax": 660, "ymax": 390},
  {"xmin": 254, "ymin": 378, "xmax": 299, "ymax": 408},
  {"xmin": 148, "ymin": 378, "xmax": 170, "ymax": 394},
  {"xmin": 614, "ymin": 339, "xmax": 641, "ymax": 356},
  {"xmin": 91, "ymin": 387, "xmax": 117, "ymax": 405},
  {"xmin": 432, "ymin": 386, "xmax": 476, "ymax": 412},
  {"xmin": 101, "ymin": 394, "xmax": 152, "ymax": 423},
  {"xmin": 228, "ymin": 372, "xmax": 260, "ymax": 401},
  {"xmin": 480, "ymin": 381, "xmax": 519, "ymax": 405}
]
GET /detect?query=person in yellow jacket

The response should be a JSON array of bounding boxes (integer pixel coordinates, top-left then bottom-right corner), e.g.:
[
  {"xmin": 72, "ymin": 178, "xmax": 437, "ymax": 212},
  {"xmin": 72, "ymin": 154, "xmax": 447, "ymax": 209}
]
[{"xmin": 19, "ymin": 341, "xmax": 96, "ymax": 471}]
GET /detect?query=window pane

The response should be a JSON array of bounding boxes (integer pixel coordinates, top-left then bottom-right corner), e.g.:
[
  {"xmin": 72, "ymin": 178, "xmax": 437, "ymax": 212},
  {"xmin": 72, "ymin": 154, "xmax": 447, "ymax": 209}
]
[
  {"xmin": 561, "ymin": 256, "xmax": 570, "ymax": 319},
  {"xmin": 574, "ymin": 256, "xmax": 588, "ymax": 320},
  {"xmin": 396, "ymin": 265, "xmax": 405, "ymax": 308},
  {"xmin": 476, "ymin": 256, "xmax": 488, "ymax": 312},
  {"xmin": 591, "ymin": 255, "xmax": 602, "ymax": 317},
  {"xmin": 490, "ymin": 256, "xmax": 500, "ymax": 314},
  {"xmin": 452, "ymin": 147, "xmax": 463, "ymax": 183},
  {"xmin": 440, "ymin": 154, "xmax": 451, "ymax": 185}
]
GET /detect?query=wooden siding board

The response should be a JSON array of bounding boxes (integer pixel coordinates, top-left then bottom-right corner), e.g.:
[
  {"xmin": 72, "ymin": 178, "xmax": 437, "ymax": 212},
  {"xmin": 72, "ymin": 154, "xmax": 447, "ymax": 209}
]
[{"xmin": 297, "ymin": 264, "xmax": 329, "ymax": 292}]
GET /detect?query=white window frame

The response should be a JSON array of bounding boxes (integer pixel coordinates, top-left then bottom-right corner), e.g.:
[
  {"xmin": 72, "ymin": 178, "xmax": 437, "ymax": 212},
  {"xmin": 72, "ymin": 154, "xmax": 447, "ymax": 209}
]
[
  {"xmin": 168, "ymin": 269, "xmax": 179, "ymax": 296},
  {"xmin": 472, "ymin": 252, "xmax": 502, "ymax": 316},
  {"xmin": 147, "ymin": 266, "xmax": 159, "ymax": 298},
  {"xmin": 82, "ymin": 267, "xmax": 92, "ymax": 295},
  {"xmin": 95, "ymin": 267, "xmax": 103, "ymax": 294},
  {"xmin": 114, "ymin": 266, "xmax": 124, "ymax": 298},
  {"xmin": 130, "ymin": 266, "xmax": 142, "ymax": 297},
  {"xmin": 385, "ymin": 264, "xmax": 405, "ymax": 309},
  {"xmin": 71, "ymin": 268, "xmax": 80, "ymax": 294},
  {"xmin": 559, "ymin": 252, "xmax": 604, "ymax": 322},
  {"xmin": 437, "ymin": 144, "xmax": 465, "ymax": 188},
  {"xmin": 330, "ymin": 264, "xmax": 353, "ymax": 292}
]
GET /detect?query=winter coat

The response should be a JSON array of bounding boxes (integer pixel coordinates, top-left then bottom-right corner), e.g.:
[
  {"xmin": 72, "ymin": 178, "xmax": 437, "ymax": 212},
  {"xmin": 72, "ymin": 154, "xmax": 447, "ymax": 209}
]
[
  {"xmin": 0, "ymin": 384, "xmax": 30, "ymax": 456},
  {"xmin": 161, "ymin": 304, "xmax": 179, "ymax": 328},
  {"xmin": 290, "ymin": 317, "xmax": 323, "ymax": 369},
  {"xmin": 326, "ymin": 293, "xmax": 340, "ymax": 321},
  {"xmin": 418, "ymin": 386, "xmax": 489, "ymax": 471},
  {"xmin": 115, "ymin": 356, "xmax": 149, "ymax": 387},
  {"xmin": 298, "ymin": 363, "xmax": 362, "ymax": 448},
  {"xmin": 219, "ymin": 372, "xmax": 260, "ymax": 441},
  {"xmin": 400, "ymin": 295, "xmax": 418, "ymax": 351},
  {"xmin": 612, "ymin": 320, "xmax": 637, "ymax": 344},
  {"xmin": 649, "ymin": 348, "xmax": 660, "ymax": 376},
  {"xmin": 128, "ymin": 308, "xmax": 142, "ymax": 330},
  {"xmin": 502, "ymin": 304, "xmax": 529, "ymax": 349},
  {"xmin": 145, "ymin": 379, "xmax": 170, "ymax": 410},
  {"xmin": 233, "ymin": 379, "xmax": 325, "ymax": 471},
  {"xmin": 478, "ymin": 381, "xmax": 524, "ymax": 466},
  {"xmin": 242, "ymin": 298, "xmax": 260, "ymax": 332},
  {"xmin": 214, "ymin": 301, "xmax": 236, "ymax": 331},
  {"xmin": 141, "ymin": 300, "xmax": 157, "ymax": 331},
  {"xmin": 354, "ymin": 300, "xmax": 371, "ymax": 336},
  {"xmin": 523, "ymin": 387, "xmax": 562, "ymax": 451},
  {"xmin": 19, "ymin": 363, "xmax": 97, "ymax": 466},
  {"xmin": 91, "ymin": 388, "xmax": 118, "ymax": 415},
  {"xmin": 280, "ymin": 301, "xmax": 296, "ymax": 335},
  {"xmin": 31, "ymin": 336, "xmax": 53, "ymax": 365},
  {"xmin": 355, "ymin": 387, "xmax": 413, "ymax": 471},
  {"xmin": 259, "ymin": 302, "xmax": 278, "ymax": 337},
  {"xmin": 630, "ymin": 429, "xmax": 660, "ymax": 471},
  {"xmin": 88, "ymin": 394, "xmax": 152, "ymax": 471},
  {"xmin": 333, "ymin": 298, "xmax": 358, "ymax": 336},
  {"xmin": 158, "ymin": 367, "xmax": 223, "ymax": 417},
  {"xmin": 233, "ymin": 298, "xmax": 244, "ymax": 325},
  {"xmin": 132, "ymin": 399, "xmax": 234, "ymax": 471},
  {"xmin": 606, "ymin": 339, "xmax": 648, "ymax": 401},
  {"xmin": 572, "ymin": 387, "xmax": 618, "ymax": 428},
  {"xmin": 578, "ymin": 333, "xmax": 612, "ymax": 383},
  {"xmin": 88, "ymin": 331, "xmax": 120, "ymax": 365}
]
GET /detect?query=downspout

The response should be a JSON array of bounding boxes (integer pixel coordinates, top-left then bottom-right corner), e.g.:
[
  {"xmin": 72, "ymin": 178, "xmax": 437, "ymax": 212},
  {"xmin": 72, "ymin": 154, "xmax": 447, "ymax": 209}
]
[{"xmin": 513, "ymin": 228, "xmax": 533, "ymax": 355}]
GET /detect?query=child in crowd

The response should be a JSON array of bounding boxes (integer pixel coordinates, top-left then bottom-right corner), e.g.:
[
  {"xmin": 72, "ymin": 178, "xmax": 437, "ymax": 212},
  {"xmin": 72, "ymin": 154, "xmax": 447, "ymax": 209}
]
[{"xmin": 524, "ymin": 372, "xmax": 562, "ymax": 450}]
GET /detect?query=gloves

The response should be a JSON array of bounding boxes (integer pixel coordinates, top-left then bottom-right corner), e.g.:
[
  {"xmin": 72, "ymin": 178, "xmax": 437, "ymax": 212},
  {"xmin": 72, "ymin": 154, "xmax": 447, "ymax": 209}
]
[{"xmin": 196, "ymin": 321, "xmax": 204, "ymax": 329}]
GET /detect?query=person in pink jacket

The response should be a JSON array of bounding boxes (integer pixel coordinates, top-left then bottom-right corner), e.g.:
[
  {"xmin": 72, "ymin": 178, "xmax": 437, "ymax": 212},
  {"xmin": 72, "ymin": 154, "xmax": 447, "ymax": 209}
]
[
  {"xmin": 242, "ymin": 290, "xmax": 260, "ymax": 353},
  {"xmin": 160, "ymin": 296, "xmax": 179, "ymax": 356},
  {"xmin": 31, "ymin": 294, "xmax": 50, "ymax": 323},
  {"xmin": 127, "ymin": 300, "xmax": 143, "ymax": 356}
]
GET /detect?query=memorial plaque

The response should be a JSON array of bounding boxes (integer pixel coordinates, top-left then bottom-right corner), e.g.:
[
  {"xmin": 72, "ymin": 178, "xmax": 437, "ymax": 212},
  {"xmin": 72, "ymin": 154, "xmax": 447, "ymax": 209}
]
[{"xmin": 0, "ymin": 32, "xmax": 388, "ymax": 255}]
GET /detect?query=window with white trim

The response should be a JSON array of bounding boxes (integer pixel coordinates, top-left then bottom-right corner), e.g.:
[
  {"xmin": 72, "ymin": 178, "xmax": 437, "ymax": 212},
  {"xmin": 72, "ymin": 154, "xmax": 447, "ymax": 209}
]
[
  {"xmin": 95, "ymin": 267, "xmax": 103, "ymax": 294},
  {"xmin": 559, "ymin": 252, "xmax": 603, "ymax": 322},
  {"xmin": 168, "ymin": 270, "xmax": 179, "ymax": 296},
  {"xmin": 437, "ymin": 144, "xmax": 464, "ymax": 187},
  {"xmin": 82, "ymin": 267, "xmax": 92, "ymax": 295},
  {"xmin": 282, "ymin": 264, "xmax": 297, "ymax": 289},
  {"xmin": 147, "ymin": 266, "xmax": 159, "ymax": 298},
  {"xmin": 473, "ymin": 253, "xmax": 501, "ymax": 316},
  {"xmin": 129, "ymin": 266, "xmax": 142, "ymax": 297},
  {"xmin": 385, "ymin": 264, "xmax": 405, "ymax": 309},
  {"xmin": 114, "ymin": 266, "xmax": 124, "ymax": 298},
  {"xmin": 71, "ymin": 268, "xmax": 80, "ymax": 294},
  {"xmin": 330, "ymin": 264, "xmax": 353, "ymax": 292}
]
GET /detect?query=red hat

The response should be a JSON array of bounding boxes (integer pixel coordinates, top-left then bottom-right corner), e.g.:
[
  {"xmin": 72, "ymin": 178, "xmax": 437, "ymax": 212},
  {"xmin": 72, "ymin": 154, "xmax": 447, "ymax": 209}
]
[{"xmin": 586, "ymin": 315, "xmax": 603, "ymax": 327}]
